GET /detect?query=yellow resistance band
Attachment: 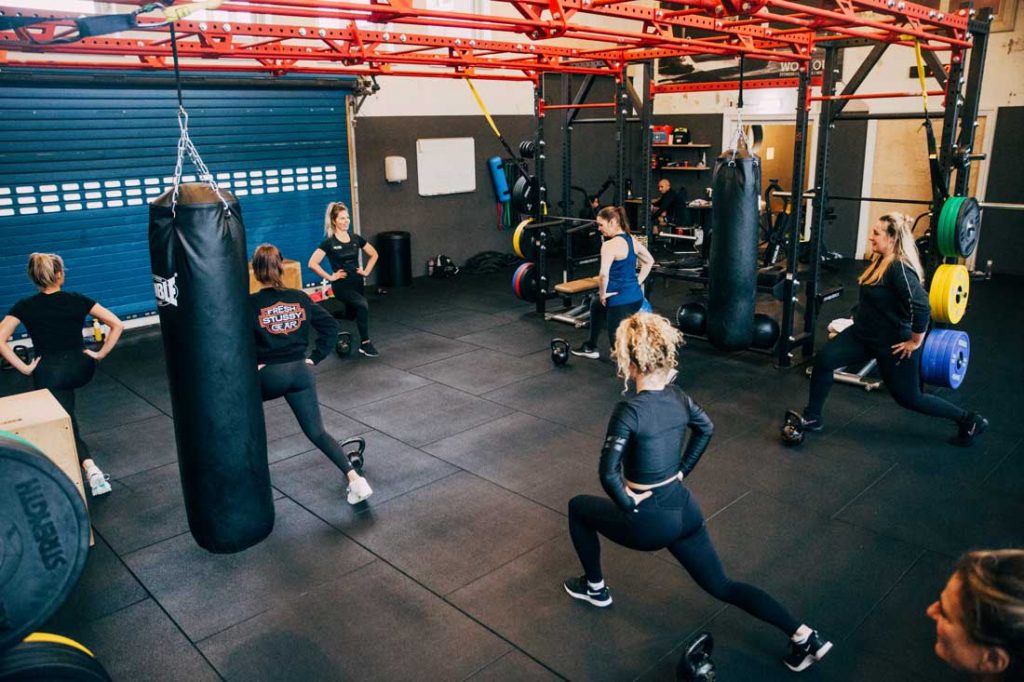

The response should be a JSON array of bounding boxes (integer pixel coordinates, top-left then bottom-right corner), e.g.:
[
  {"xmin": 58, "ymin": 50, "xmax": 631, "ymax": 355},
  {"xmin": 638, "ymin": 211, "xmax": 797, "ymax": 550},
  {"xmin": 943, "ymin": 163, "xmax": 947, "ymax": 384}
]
[
  {"xmin": 914, "ymin": 39, "xmax": 929, "ymax": 114},
  {"xmin": 464, "ymin": 78, "xmax": 503, "ymax": 140},
  {"xmin": 23, "ymin": 632, "xmax": 96, "ymax": 657}
]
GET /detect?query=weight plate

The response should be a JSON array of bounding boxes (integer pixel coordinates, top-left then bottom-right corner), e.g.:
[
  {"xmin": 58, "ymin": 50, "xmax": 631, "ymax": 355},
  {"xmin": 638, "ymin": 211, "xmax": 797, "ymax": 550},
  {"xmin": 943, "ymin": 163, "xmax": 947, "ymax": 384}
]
[
  {"xmin": 921, "ymin": 329, "xmax": 971, "ymax": 389},
  {"xmin": 513, "ymin": 262, "xmax": 538, "ymax": 302},
  {"xmin": 512, "ymin": 218, "xmax": 534, "ymax": 260},
  {"xmin": 0, "ymin": 432, "xmax": 90, "ymax": 655},
  {"xmin": 512, "ymin": 262, "xmax": 530, "ymax": 299},
  {"xmin": 937, "ymin": 197, "xmax": 964, "ymax": 258},
  {"xmin": 956, "ymin": 197, "xmax": 981, "ymax": 258},
  {"xmin": 930, "ymin": 264, "xmax": 970, "ymax": 325}
]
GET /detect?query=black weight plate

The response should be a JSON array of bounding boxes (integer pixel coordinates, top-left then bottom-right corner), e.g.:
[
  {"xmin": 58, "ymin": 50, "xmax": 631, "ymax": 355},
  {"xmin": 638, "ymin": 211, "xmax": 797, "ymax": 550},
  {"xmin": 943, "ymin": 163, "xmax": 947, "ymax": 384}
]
[
  {"xmin": 956, "ymin": 197, "xmax": 981, "ymax": 258},
  {"xmin": 0, "ymin": 432, "xmax": 90, "ymax": 655}
]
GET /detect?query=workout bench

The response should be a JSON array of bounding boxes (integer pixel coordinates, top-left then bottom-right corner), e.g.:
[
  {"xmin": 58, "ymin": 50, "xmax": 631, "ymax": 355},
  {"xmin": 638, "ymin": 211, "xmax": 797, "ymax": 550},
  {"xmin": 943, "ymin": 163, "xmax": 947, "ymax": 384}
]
[{"xmin": 545, "ymin": 276, "xmax": 599, "ymax": 328}]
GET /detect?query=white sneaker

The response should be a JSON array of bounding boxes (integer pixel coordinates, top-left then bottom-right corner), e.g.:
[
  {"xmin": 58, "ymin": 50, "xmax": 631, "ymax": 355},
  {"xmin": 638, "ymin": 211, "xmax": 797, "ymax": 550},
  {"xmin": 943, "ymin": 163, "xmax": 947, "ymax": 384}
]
[
  {"xmin": 88, "ymin": 469, "xmax": 112, "ymax": 497},
  {"xmin": 346, "ymin": 476, "xmax": 373, "ymax": 505}
]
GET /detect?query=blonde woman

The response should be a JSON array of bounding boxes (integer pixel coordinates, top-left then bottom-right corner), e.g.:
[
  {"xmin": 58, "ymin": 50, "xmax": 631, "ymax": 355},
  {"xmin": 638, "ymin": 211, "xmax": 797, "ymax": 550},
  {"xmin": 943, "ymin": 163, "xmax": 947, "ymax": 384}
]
[
  {"xmin": 928, "ymin": 549, "xmax": 1024, "ymax": 680},
  {"xmin": 251, "ymin": 244, "xmax": 372, "ymax": 505},
  {"xmin": 564, "ymin": 312, "xmax": 832, "ymax": 673},
  {"xmin": 0, "ymin": 253, "xmax": 123, "ymax": 496},
  {"xmin": 308, "ymin": 201, "xmax": 380, "ymax": 357},
  {"xmin": 790, "ymin": 213, "xmax": 986, "ymax": 446}
]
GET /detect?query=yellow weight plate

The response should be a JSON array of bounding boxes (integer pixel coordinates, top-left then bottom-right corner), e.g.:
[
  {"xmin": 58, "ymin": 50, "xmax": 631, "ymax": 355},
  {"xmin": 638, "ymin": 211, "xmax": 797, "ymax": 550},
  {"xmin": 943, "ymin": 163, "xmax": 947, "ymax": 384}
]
[
  {"xmin": 512, "ymin": 218, "xmax": 532, "ymax": 259},
  {"xmin": 930, "ymin": 264, "xmax": 970, "ymax": 324},
  {"xmin": 23, "ymin": 632, "xmax": 96, "ymax": 657}
]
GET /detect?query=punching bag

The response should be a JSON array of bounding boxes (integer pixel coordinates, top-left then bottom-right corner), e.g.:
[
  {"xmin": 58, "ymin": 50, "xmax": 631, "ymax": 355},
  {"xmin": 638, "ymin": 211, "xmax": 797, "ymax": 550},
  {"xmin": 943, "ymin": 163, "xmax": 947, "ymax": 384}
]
[
  {"xmin": 706, "ymin": 148, "xmax": 760, "ymax": 350},
  {"xmin": 149, "ymin": 183, "xmax": 273, "ymax": 553}
]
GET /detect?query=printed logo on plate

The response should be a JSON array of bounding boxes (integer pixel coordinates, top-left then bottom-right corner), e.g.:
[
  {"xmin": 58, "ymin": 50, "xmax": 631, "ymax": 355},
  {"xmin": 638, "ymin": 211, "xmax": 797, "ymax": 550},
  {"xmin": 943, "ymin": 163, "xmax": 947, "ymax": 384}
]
[
  {"xmin": 259, "ymin": 302, "xmax": 306, "ymax": 334},
  {"xmin": 153, "ymin": 274, "xmax": 178, "ymax": 307}
]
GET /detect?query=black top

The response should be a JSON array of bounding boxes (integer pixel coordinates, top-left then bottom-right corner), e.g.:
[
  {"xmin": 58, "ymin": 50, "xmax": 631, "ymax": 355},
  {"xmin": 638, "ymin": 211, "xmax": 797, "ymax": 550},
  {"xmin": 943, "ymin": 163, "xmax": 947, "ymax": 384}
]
[
  {"xmin": 318, "ymin": 233, "xmax": 368, "ymax": 278},
  {"xmin": 652, "ymin": 189, "xmax": 680, "ymax": 222},
  {"xmin": 600, "ymin": 384, "xmax": 714, "ymax": 511},
  {"xmin": 853, "ymin": 260, "xmax": 930, "ymax": 345},
  {"xmin": 8, "ymin": 291, "xmax": 95, "ymax": 354},
  {"xmin": 250, "ymin": 288, "xmax": 337, "ymax": 365}
]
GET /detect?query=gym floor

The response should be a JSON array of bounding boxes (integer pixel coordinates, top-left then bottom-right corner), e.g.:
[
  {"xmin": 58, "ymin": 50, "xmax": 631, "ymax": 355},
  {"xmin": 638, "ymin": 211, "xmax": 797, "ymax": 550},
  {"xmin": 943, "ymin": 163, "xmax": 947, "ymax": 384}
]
[{"xmin": 3, "ymin": 261, "xmax": 1021, "ymax": 681}]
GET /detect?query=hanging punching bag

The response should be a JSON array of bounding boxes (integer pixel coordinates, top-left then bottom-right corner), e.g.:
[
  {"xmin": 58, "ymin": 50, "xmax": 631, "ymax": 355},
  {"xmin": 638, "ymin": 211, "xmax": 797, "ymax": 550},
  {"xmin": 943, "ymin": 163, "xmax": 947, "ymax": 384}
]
[
  {"xmin": 149, "ymin": 183, "xmax": 273, "ymax": 553},
  {"xmin": 706, "ymin": 147, "xmax": 760, "ymax": 350}
]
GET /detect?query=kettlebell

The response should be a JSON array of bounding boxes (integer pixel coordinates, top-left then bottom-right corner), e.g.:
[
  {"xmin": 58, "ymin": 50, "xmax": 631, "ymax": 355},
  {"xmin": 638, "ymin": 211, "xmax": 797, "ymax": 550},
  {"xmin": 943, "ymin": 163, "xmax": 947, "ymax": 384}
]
[
  {"xmin": 781, "ymin": 410, "xmax": 805, "ymax": 447},
  {"xmin": 341, "ymin": 437, "xmax": 365, "ymax": 472},
  {"xmin": 677, "ymin": 631, "xmax": 715, "ymax": 682},
  {"xmin": 335, "ymin": 331, "xmax": 352, "ymax": 357},
  {"xmin": 551, "ymin": 338, "xmax": 569, "ymax": 367}
]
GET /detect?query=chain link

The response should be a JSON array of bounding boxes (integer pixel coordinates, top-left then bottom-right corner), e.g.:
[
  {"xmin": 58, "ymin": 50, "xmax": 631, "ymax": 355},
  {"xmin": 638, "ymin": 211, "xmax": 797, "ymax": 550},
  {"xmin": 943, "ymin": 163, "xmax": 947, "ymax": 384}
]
[{"xmin": 171, "ymin": 106, "xmax": 231, "ymax": 216}]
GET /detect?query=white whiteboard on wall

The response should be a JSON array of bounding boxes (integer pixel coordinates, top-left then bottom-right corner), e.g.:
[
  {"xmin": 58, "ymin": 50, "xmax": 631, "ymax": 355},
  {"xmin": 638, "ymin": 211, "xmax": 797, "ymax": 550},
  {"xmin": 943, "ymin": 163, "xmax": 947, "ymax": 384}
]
[{"xmin": 416, "ymin": 137, "xmax": 476, "ymax": 196}]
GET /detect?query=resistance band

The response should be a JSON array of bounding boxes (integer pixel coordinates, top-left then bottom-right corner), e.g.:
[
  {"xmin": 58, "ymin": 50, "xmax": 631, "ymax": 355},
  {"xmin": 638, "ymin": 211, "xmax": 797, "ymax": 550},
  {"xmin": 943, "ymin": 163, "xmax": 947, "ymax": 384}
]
[
  {"xmin": 915, "ymin": 39, "xmax": 949, "ymax": 201},
  {"xmin": 464, "ymin": 78, "xmax": 531, "ymax": 177},
  {"xmin": 3, "ymin": 1, "xmax": 223, "ymax": 44}
]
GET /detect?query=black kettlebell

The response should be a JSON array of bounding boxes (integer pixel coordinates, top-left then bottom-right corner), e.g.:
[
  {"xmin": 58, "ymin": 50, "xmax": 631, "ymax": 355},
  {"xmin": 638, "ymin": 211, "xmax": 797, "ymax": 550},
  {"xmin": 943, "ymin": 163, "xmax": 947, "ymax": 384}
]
[
  {"xmin": 677, "ymin": 631, "xmax": 715, "ymax": 682},
  {"xmin": 550, "ymin": 338, "xmax": 569, "ymax": 367},
  {"xmin": 781, "ymin": 410, "xmax": 805, "ymax": 447},
  {"xmin": 340, "ymin": 437, "xmax": 365, "ymax": 472},
  {"xmin": 335, "ymin": 331, "xmax": 352, "ymax": 357},
  {"xmin": 4, "ymin": 345, "xmax": 31, "ymax": 370}
]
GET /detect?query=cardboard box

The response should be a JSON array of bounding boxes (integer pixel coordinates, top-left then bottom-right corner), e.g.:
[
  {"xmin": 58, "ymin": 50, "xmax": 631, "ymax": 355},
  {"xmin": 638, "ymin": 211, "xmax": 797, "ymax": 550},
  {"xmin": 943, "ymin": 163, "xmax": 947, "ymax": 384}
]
[
  {"xmin": 248, "ymin": 258, "xmax": 303, "ymax": 293},
  {"xmin": 0, "ymin": 389, "xmax": 93, "ymax": 545}
]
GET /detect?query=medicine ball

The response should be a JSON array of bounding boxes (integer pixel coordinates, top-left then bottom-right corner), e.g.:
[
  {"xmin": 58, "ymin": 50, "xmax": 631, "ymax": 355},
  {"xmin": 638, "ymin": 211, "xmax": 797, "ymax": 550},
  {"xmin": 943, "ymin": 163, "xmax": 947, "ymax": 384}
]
[
  {"xmin": 750, "ymin": 313, "xmax": 780, "ymax": 350},
  {"xmin": 676, "ymin": 303, "xmax": 707, "ymax": 336}
]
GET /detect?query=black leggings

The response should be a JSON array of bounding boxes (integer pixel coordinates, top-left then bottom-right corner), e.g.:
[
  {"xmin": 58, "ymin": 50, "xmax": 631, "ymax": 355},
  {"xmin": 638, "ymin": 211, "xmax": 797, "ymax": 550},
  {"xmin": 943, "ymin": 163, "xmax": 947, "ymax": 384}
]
[
  {"xmin": 806, "ymin": 328, "xmax": 967, "ymax": 423},
  {"xmin": 32, "ymin": 350, "xmax": 96, "ymax": 465},
  {"xmin": 587, "ymin": 298, "xmax": 643, "ymax": 348},
  {"xmin": 258, "ymin": 360, "xmax": 353, "ymax": 474},
  {"xmin": 568, "ymin": 484, "xmax": 800, "ymax": 636},
  {"xmin": 330, "ymin": 279, "xmax": 370, "ymax": 342}
]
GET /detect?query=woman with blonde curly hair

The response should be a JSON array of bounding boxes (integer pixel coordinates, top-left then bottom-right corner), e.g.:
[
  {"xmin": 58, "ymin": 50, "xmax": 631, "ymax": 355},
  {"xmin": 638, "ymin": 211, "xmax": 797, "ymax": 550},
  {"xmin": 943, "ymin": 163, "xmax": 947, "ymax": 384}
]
[
  {"xmin": 786, "ymin": 213, "xmax": 986, "ymax": 446},
  {"xmin": 928, "ymin": 549, "xmax": 1024, "ymax": 680},
  {"xmin": 564, "ymin": 313, "xmax": 832, "ymax": 672}
]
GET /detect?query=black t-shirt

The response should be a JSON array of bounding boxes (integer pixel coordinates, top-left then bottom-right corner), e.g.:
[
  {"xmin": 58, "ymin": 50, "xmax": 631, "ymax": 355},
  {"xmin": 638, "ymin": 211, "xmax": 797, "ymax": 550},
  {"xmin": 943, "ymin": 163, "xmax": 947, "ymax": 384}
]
[
  {"xmin": 600, "ymin": 384, "xmax": 714, "ymax": 511},
  {"xmin": 8, "ymin": 291, "xmax": 95, "ymax": 354},
  {"xmin": 318, "ymin": 233, "xmax": 368, "ymax": 278},
  {"xmin": 250, "ymin": 287, "xmax": 337, "ymax": 365},
  {"xmin": 853, "ymin": 260, "xmax": 930, "ymax": 345}
]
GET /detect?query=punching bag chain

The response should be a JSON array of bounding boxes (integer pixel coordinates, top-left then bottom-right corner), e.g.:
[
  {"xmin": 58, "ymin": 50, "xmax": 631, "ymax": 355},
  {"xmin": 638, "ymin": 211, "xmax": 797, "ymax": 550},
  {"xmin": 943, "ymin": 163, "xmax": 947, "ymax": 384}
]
[
  {"xmin": 169, "ymin": 22, "xmax": 231, "ymax": 215},
  {"xmin": 728, "ymin": 55, "xmax": 750, "ymax": 165}
]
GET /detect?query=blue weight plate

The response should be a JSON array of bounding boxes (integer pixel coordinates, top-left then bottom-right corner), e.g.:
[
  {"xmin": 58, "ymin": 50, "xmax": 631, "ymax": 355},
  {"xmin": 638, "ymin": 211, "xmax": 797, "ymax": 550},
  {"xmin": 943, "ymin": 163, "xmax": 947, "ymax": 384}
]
[{"xmin": 947, "ymin": 331, "xmax": 970, "ymax": 389}]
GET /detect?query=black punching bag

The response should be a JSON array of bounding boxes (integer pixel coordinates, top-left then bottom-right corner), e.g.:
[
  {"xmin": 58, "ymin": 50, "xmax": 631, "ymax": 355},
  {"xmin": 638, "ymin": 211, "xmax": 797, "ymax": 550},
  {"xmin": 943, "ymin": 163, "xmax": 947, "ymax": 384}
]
[
  {"xmin": 707, "ymin": 148, "xmax": 760, "ymax": 350},
  {"xmin": 149, "ymin": 183, "xmax": 273, "ymax": 553}
]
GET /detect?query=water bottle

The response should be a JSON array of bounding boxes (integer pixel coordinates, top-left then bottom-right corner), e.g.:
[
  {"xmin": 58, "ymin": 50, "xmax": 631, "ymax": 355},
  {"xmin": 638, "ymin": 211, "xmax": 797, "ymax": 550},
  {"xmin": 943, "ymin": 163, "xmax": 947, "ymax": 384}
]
[
  {"xmin": 427, "ymin": 257, "xmax": 435, "ymax": 277},
  {"xmin": 92, "ymin": 319, "xmax": 104, "ymax": 342}
]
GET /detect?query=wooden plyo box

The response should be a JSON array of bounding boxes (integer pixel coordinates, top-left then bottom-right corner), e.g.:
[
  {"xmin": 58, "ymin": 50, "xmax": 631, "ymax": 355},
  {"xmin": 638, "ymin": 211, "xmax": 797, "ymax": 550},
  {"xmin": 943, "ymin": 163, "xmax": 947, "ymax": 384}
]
[
  {"xmin": 248, "ymin": 258, "xmax": 303, "ymax": 293},
  {"xmin": 0, "ymin": 389, "xmax": 93, "ymax": 545}
]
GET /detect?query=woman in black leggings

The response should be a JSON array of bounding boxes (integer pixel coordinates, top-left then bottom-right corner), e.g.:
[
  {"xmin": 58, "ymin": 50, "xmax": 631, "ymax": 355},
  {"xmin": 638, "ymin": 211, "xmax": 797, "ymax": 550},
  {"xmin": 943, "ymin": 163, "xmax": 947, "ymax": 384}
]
[
  {"xmin": 788, "ymin": 213, "xmax": 986, "ymax": 446},
  {"xmin": 308, "ymin": 201, "xmax": 380, "ymax": 358},
  {"xmin": 251, "ymin": 244, "xmax": 372, "ymax": 504},
  {"xmin": 0, "ymin": 253, "xmax": 123, "ymax": 497},
  {"xmin": 564, "ymin": 312, "xmax": 832, "ymax": 673}
]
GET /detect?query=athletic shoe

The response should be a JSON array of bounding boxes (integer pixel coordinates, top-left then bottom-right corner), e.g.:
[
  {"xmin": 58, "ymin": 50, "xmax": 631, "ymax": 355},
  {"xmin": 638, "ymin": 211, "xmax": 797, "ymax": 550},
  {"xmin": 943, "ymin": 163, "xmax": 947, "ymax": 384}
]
[
  {"xmin": 347, "ymin": 476, "xmax": 373, "ymax": 505},
  {"xmin": 951, "ymin": 411, "xmax": 988, "ymax": 447},
  {"xmin": 88, "ymin": 469, "xmax": 112, "ymax": 497},
  {"xmin": 570, "ymin": 343, "xmax": 599, "ymax": 359},
  {"xmin": 358, "ymin": 341, "xmax": 380, "ymax": 358},
  {"xmin": 783, "ymin": 630, "xmax": 833, "ymax": 672},
  {"xmin": 563, "ymin": 576, "xmax": 612, "ymax": 607},
  {"xmin": 799, "ymin": 412, "xmax": 824, "ymax": 432}
]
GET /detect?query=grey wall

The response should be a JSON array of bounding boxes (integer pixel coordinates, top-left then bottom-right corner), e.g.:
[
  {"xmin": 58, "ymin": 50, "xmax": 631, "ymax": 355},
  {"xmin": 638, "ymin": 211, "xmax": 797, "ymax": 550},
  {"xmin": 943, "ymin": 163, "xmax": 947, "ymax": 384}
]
[
  {"xmin": 353, "ymin": 114, "xmax": 536, "ymax": 283},
  {"xmin": 978, "ymin": 106, "xmax": 1024, "ymax": 277}
]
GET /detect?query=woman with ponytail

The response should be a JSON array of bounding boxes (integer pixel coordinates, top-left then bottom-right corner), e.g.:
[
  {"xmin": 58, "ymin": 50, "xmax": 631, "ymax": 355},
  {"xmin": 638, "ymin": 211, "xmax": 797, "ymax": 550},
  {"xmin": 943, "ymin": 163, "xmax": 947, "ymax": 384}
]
[
  {"xmin": 564, "ymin": 313, "xmax": 833, "ymax": 673},
  {"xmin": 0, "ymin": 253, "xmax": 123, "ymax": 496},
  {"xmin": 571, "ymin": 206, "xmax": 654, "ymax": 360},
  {"xmin": 788, "ymin": 213, "xmax": 986, "ymax": 445}
]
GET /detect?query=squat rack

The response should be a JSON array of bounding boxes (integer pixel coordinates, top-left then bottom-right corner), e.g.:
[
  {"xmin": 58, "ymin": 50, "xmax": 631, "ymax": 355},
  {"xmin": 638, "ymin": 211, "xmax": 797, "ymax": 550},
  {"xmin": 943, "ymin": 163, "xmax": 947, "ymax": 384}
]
[{"xmin": 0, "ymin": 0, "xmax": 992, "ymax": 365}]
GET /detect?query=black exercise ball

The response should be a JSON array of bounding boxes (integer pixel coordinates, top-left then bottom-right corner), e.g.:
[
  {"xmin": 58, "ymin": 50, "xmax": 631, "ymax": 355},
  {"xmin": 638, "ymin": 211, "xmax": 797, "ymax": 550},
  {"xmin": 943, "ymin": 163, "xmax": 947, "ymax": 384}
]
[
  {"xmin": 751, "ymin": 313, "xmax": 780, "ymax": 350},
  {"xmin": 676, "ymin": 303, "xmax": 707, "ymax": 336}
]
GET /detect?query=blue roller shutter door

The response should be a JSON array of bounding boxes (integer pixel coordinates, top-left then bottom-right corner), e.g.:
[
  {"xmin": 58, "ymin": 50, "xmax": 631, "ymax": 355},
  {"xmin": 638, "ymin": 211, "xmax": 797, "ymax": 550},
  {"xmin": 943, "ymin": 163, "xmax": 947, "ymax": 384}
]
[{"xmin": 0, "ymin": 82, "xmax": 352, "ymax": 324}]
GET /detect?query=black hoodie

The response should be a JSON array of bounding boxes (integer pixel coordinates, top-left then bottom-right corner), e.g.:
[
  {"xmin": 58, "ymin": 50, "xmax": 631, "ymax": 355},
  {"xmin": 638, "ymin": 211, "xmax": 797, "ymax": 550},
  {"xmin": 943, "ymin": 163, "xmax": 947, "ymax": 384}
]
[{"xmin": 250, "ymin": 287, "xmax": 337, "ymax": 365}]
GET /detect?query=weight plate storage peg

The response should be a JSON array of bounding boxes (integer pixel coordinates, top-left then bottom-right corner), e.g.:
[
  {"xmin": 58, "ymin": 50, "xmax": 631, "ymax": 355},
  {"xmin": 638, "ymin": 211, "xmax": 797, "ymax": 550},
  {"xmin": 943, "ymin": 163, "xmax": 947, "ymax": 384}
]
[
  {"xmin": 550, "ymin": 338, "xmax": 570, "ymax": 366},
  {"xmin": 929, "ymin": 264, "xmax": 970, "ymax": 325},
  {"xmin": 0, "ymin": 432, "xmax": 91, "ymax": 654},
  {"xmin": 921, "ymin": 328, "xmax": 970, "ymax": 389}
]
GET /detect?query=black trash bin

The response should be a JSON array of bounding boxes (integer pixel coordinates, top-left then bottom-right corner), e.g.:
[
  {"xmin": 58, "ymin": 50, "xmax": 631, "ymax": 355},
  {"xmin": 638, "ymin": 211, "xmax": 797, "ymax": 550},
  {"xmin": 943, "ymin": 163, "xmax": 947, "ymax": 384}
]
[{"xmin": 376, "ymin": 231, "xmax": 412, "ymax": 288}]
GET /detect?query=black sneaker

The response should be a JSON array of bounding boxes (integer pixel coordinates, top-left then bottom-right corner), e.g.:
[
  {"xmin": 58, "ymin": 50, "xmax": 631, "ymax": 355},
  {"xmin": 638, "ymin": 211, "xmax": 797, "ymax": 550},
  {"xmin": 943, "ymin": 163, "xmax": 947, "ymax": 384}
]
[
  {"xmin": 563, "ymin": 576, "xmax": 612, "ymax": 607},
  {"xmin": 950, "ymin": 411, "xmax": 988, "ymax": 447},
  {"xmin": 359, "ymin": 341, "xmax": 380, "ymax": 358},
  {"xmin": 799, "ymin": 412, "xmax": 824, "ymax": 432},
  {"xmin": 783, "ymin": 630, "xmax": 832, "ymax": 672},
  {"xmin": 570, "ymin": 343, "xmax": 599, "ymax": 360}
]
